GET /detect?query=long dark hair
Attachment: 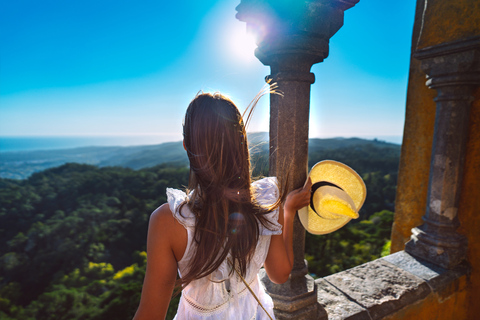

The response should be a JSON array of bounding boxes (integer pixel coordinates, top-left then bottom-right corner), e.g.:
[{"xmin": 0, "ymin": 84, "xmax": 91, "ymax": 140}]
[{"xmin": 178, "ymin": 91, "xmax": 282, "ymax": 290}]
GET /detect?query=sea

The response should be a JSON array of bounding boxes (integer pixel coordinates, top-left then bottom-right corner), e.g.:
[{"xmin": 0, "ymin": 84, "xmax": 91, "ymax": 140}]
[
  {"xmin": 0, "ymin": 135, "xmax": 402, "ymax": 153},
  {"xmin": 0, "ymin": 135, "xmax": 183, "ymax": 153}
]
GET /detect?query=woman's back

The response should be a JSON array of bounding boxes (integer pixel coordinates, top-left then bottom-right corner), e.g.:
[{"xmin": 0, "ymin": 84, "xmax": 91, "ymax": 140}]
[
  {"xmin": 168, "ymin": 177, "xmax": 281, "ymax": 319},
  {"xmin": 133, "ymin": 91, "xmax": 311, "ymax": 320}
]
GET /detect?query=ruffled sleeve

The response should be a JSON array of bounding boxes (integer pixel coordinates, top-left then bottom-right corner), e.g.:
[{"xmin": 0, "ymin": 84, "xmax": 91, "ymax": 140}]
[
  {"xmin": 166, "ymin": 188, "xmax": 196, "ymax": 230},
  {"xmin": 253, "ymin": 177, "xmax": 282, "ymax": 235}
]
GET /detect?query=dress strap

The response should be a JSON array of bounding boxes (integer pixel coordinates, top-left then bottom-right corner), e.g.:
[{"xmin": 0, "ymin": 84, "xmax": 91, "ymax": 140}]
[{"xmin": 253, "ymin": 177, "xmax": 282, "ymax": 236}]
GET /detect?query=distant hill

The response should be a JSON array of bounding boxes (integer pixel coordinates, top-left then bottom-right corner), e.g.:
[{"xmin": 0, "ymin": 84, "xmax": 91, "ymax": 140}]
[
  {"xmin": 0, "ymin": 133, "xmax": 400, "ymax": 180},
  {"xmin": 0, "ymin": 142, "xmax": 188, "ymax": 180}
]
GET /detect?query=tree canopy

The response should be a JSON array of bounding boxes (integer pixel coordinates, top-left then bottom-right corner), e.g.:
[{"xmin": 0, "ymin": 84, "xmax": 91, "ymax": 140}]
[{"xmin": 0, "ymin": 140, "xmax": 399, "ymax": 319}]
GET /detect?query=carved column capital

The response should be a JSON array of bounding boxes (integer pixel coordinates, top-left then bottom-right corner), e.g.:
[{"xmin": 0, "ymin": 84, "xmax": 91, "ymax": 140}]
[
  {"xmin": 415, "ymin": 37, "xmax": 480, "ymax": 90},
  {"xmin": 236, "ymin": 0, "xmax": 359, "ymax": 68}
]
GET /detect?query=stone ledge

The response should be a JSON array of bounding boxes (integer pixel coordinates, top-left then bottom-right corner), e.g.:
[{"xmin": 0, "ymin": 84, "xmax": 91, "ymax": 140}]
[
  {"xmin": 323, "ymin": 258, "xmax": 430, "ymax": 319},
  {"xmin": 315, "ymin": 278, "xmax": 370, "ymax": 320},
  {"xmin": 314, "ymin": 251, "xmax": 468, "ymax": 319},
  {"xmin": 382, "ymin": 251, "xmax": 469, "ymax": 297}
]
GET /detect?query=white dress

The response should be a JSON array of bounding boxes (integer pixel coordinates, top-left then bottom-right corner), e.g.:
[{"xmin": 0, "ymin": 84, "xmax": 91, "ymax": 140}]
[{"xmin": 166, "ymin": 177, "xmax": 281, "ymax": 320}]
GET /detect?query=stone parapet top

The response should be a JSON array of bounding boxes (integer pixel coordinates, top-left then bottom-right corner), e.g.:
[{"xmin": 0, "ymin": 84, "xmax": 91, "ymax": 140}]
[{"xmin": 314, "ymin": 251, "xmax": 469, "ymax": 320}]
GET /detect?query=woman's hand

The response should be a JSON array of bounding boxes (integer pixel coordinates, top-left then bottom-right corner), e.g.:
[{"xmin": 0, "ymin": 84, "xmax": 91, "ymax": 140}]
[{"xmin": 284, "ymin": 177, "xmax": 312, "ymax": 215}]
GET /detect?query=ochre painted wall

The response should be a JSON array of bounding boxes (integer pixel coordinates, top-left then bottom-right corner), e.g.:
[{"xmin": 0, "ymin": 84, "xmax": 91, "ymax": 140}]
[
  {"xmin": 391, "ymin": 0, "xmax": 480, "ymax": 252},
  {"xmin": 390, "ymin": 58, "xmax": 435, "ymax": 253},
  {"xmin": 391, "ymin": 0, "xmax": 480, "ymax": 318},
  {"xmin": 417, "ymin": 0, "xmax": 480, "ymax": 49},
  {"xmin": 458, "ymin": 88, "xmax": 480, "ymax": 320},
  {"xmin": 390, "ymin": 0, "xmax": 436, "ymax": 253}
]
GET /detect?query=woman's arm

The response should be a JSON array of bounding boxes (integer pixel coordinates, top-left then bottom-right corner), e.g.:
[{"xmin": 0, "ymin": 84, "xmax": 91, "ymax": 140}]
[
  {"xmin": 263, "ymin": 178, "xmax": 312, "ymax": 284},
  {"xmin": 133, "ymin": 204, "xmax": 186, "ymax": 320}
]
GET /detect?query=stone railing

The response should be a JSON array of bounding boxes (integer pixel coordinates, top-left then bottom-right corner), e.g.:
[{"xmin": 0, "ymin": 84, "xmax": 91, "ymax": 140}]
[
  {"xmin": 256, "ymin": 250, "xmax": 469, "ymax": 319},
  {"xmin": 315, "ymin": 251, "xmax": 468, "ymax": 319}
]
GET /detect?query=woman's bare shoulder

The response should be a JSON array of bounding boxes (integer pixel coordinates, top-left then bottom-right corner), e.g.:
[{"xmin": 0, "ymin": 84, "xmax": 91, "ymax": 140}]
[
  {"xmin": 149, "ymin": 203, "xmax": 188, "ymax": 262},
  {"xmin": 150, "ymin": 203, "xmax": 174, "ymax": 223}
]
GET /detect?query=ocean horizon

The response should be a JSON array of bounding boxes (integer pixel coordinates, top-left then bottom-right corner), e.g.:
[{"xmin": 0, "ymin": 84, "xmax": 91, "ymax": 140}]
[
  {"xmin": 0, "ymin": 134, "xmax": 402, "ymax": 153},
  {"xmin": 0, "ymin": 135, "xmax": 183, "ymax": 153}
]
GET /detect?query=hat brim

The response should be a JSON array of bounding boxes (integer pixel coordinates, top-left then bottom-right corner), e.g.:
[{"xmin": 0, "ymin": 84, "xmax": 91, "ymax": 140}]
[{"xmin": 299, "ymin": 160, "xmax": 366, "ymax": 235}]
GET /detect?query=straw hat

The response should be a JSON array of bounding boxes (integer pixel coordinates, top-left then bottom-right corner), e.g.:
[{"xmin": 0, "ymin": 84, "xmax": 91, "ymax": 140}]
[{"xmin": 298, "ymin": 160, "xmax": 366, "ymax": 235}]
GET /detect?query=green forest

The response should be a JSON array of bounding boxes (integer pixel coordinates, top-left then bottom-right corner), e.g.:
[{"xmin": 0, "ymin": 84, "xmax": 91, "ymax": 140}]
[{"xmin": 0, "ymin": 139, "xmax": 400, "ymax": 320}]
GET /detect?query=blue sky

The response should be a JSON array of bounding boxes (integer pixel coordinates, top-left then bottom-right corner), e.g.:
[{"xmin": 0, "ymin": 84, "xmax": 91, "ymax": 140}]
[{"xmin": 0, "ymin": 0, "xmax": 416, "ymax": 145}]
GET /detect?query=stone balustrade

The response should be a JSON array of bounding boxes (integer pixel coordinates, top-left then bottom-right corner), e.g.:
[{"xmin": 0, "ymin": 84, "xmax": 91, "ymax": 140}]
[{"xmin": 315, "ymin": 251, "xmax": 468, "ymax": 319}]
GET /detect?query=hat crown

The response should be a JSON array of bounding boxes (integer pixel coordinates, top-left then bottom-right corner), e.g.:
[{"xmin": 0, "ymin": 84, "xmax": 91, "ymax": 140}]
[{"xmin": 312, "ymin": 185, "xmax": 359, "ymax": 220}]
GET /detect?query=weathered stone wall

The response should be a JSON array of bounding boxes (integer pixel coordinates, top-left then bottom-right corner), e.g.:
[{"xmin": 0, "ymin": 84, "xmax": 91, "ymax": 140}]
[
  {"xmin": 417, "ymin": 0, "xmax": 480, "ymax": 49},
  {"xmin": 391, "ymin": 0, "xmax": 480, "ymax": 318},
  {"xmin": 390, "ymin": 0, "xmax": 436, "ymax": 254},
  {"xmin": 458, "ymin": 88, "xmax": 480, "ymax": 320},
  {"xmin": 392, "ymin": 0, "xmax": 480, "ymax": 250}
]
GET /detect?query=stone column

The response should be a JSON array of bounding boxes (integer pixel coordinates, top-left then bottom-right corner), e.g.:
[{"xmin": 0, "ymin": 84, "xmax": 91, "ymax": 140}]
[
  {"xmin": 236, "ymin": 1, "xmax": 359, "ymax": 318},
  {"xmin": 405, "ymin": 37, "xmax": 480, "ymax": 269}
]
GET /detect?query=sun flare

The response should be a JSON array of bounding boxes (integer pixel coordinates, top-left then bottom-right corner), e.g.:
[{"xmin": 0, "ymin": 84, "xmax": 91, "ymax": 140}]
[{"xmin": 228, "ymin": 24, "xmax": 258, "ymax": 64}]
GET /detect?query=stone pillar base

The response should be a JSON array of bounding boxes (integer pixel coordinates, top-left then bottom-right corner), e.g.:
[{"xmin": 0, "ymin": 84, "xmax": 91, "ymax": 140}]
[
  {"xmin": 259, "ymin": 268, "xmax": 327, "ymax": 319},
  {"xmin": 405, "ymin": 226, "xmax": 468, "ymax": 270}
]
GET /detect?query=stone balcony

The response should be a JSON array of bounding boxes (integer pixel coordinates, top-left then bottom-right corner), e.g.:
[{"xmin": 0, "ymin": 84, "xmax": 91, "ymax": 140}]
[
  {"xmin": 257, "ymin": 249, "xmax": 469, "ymax": 319},
  {"xmin": 316, "ymin": 251, "xmax": 468, "ymax": 319}
]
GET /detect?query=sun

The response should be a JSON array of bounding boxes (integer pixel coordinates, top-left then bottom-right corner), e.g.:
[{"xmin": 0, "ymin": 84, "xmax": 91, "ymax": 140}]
[{"xmin": 227, "ymin": 23, "xmax": 258, "ymax": 64}]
